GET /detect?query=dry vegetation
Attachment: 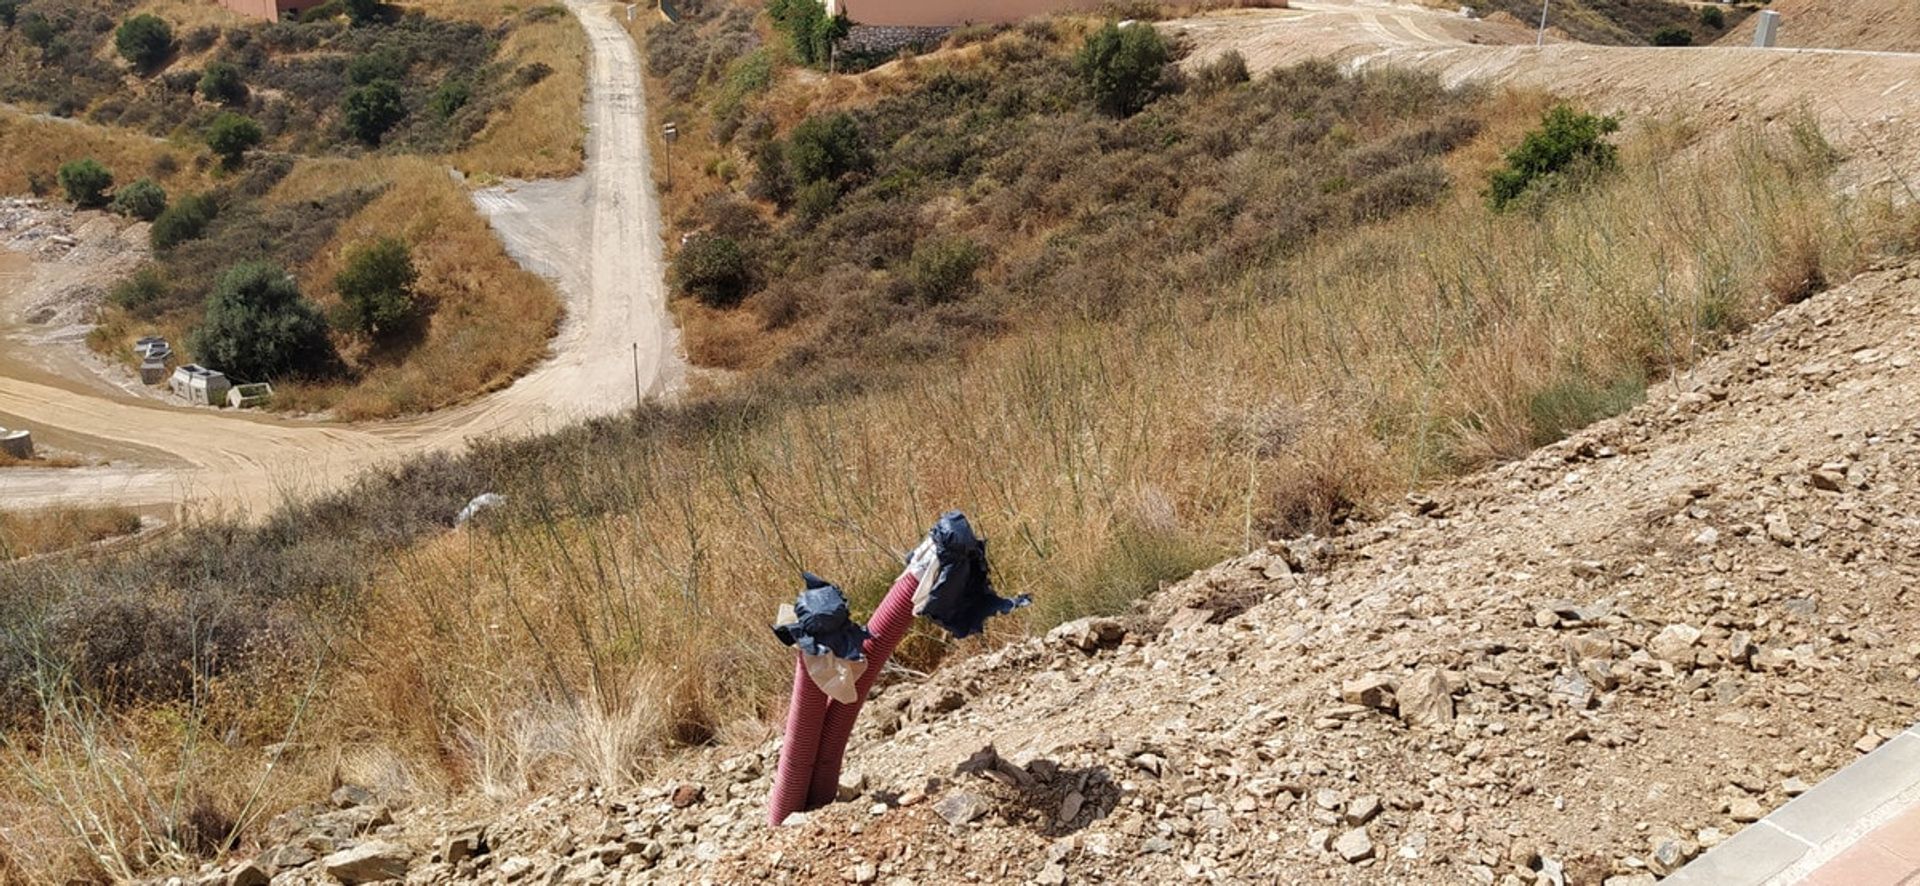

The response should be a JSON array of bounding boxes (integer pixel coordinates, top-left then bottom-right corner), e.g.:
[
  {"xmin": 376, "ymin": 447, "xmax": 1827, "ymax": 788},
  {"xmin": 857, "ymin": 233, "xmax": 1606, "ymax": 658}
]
[
  {"xmin": 452, "ymin": 7, "xmax": 589, "ymax": 180},
  {"xmin": 0, "ymin": 507, "xmax": 143, "ymax": 560},
  {"xmin": 0, "ymin": 111, "xmax": 211, "ymax": 197}
]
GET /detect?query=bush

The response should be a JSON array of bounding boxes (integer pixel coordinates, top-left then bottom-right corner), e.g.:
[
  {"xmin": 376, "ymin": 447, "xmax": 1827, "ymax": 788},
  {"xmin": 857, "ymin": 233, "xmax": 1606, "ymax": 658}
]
[
  {"xmin": 0, "ymin": 0, "xmax": 18, "ymax": 28},
  {"xmin": 205, "ymin": 112, "xmax": 264, "ymax": 168},
  {"xmin": 1076, "ymin": 21, "xmax": 1170, "ymax": 117},
  {"xmin": 1487, "ymin": 105, "xmax": 1620, "ymax": 211},
  {"xmin": 343, "ymin": 79, "xmax": 405, "ymax": 145},
  {"xmin": 347, "ymin": 48, "xmax": 404, "ymax": 86},
  {"xmin": 765, "ymin": 0, "xmax": 847, "ymax": 67},
  {"xmin": 1698, "ymin": 6, "xmax": 1725, "ymax": 28},
  {"xmin": 109, "ymin": 178, "xmax": 168, "ymax": 221},
  {"xmin": 1193, "ymin": 49, "xmax": 1249, "ymax": 95},
  {"xmin": 430, "ymin": 78, "xmax": 470, "ymax": 119},
  {"xmin": 335, "ymin": 237, "xmax": 419, "ymax": 339},
  {"xmin": 57, "ymin": 159, "xmax": 113, "ymax": 208},
  {"xmin": 907, "ymin": 238, "xmax": 985, "ymax": 303},
  {"xmin": 345, "ymin": 0, "xmax": 383, "ymax": 25},
  {"xmin": 110, "ymin": 266, "xmax": 168, "ymax": 312},
  {"xmin": 188, "ymin": 262, "xmax": 334, "ymax": 380},
  {"xmin": 1652, "ymin": 26, "xmax": 1693, "ymax": 46},
  {"xmin": 199, "ymin": 61, "xmax": 247, "ymax": 105},
  {"xmin": 150, "ymin": 193, "xmax": 217, "ymax": 250},
  {"xmin": 787, "ymin": 113, "xmax": 868, "ymax": 186},
  {"xmin": 673, "ymin": 234, "xmax": 751, "ymax": 307},
  {"xmin": 114, "ymin": 14, "xmax": 173, "ymax": 72}
]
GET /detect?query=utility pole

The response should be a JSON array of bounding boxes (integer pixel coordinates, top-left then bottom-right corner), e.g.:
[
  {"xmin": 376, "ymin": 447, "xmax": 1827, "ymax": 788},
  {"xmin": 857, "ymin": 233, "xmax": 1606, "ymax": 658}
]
[{"xmin": 1536, "ymin": 0, "xmax": 1550, "ymax": 45}]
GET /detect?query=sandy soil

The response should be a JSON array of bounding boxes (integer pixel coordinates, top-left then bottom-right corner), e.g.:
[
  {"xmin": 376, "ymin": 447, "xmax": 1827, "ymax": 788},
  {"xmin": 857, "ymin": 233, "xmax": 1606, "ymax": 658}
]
[{"xmin": 0, "ymin": 0, "xmax": 681, "ymax": 519}]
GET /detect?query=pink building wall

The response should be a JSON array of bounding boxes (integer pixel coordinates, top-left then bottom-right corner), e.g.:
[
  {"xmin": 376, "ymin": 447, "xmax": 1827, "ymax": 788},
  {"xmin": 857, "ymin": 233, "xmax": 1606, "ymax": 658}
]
[
  {"xmin": 830, "ymin": 0, "xmax": 1106, "ymax": 27},
  {"xmin": 218, "ymin": 0, "xmax": 328, "ymax": 22}
]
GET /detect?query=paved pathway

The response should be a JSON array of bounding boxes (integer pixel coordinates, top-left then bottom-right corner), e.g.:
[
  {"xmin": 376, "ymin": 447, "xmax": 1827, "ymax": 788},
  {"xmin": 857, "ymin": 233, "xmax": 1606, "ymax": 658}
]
[{"xmin": 1669, "ymin": 723, "xmax": 1920, "ymax": 885}]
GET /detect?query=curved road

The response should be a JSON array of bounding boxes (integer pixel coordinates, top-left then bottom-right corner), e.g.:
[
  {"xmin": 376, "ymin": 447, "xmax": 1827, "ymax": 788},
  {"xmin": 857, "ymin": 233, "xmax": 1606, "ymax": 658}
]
[{"xmin": 0, "ymin": 0, "xmax": 679, "ymax": 516}]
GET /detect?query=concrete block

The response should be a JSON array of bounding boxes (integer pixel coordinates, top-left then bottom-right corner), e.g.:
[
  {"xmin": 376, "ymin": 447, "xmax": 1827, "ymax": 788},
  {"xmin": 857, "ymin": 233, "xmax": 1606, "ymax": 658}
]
[{"xmin": 1752, "ymin": 10, "xmax": 1780, "ymax": 48}]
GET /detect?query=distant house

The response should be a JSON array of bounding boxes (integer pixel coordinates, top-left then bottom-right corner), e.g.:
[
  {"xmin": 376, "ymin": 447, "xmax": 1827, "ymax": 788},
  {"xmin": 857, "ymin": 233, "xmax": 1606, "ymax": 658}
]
[{"xmin": 218, "ymin": 0, "xmax": 328, "ymax": 21}]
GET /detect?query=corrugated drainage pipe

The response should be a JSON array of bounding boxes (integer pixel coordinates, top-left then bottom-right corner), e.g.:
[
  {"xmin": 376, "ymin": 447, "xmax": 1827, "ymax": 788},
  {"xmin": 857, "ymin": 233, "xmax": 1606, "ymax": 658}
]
[
  {"xmin": 767, "ymin": 655, "xmax": 831, "ymax": 825},
  {"xmin": 806, "ymin": 570, "xmax": 922, "ymax": 809}
]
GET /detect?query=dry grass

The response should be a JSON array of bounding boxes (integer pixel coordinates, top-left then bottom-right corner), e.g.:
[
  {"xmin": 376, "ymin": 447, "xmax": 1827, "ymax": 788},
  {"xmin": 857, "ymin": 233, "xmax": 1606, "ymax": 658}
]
[
  {"xmin": 453, "ymin": 7, "xmax": 590, "ymax": 181},
  {"xmin": 0, "ymin": 110, "xmax": 210, "ymax": 197},
  {"xmin": 266, "ymin": 156, "xmax": 563, "ymax": 419},
  {"xmin": 0, "ymin": 507, "xmax": 143, "ymax": 560},
  {"xmin": 320, "ymin": 117, "xmax": 1912, "ymax": 796}
]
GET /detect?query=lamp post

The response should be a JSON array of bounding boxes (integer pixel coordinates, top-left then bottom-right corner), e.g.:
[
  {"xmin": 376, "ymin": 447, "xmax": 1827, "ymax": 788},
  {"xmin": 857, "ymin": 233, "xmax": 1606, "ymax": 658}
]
[{"xmin": 1536, "ymin": 0, "xmax": 1550, "ymax": 45}]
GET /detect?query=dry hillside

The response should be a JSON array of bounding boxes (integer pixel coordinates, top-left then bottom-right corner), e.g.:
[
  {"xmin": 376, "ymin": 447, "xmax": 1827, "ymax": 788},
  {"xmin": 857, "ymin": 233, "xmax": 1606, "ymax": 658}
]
[
  {"xmin": 195, "ymin": 255, "xmax": 1920, "ymax": 884},
  {"xmin": 1720, "ymin": 0, "xmax": 1920, "ymax": 51}
]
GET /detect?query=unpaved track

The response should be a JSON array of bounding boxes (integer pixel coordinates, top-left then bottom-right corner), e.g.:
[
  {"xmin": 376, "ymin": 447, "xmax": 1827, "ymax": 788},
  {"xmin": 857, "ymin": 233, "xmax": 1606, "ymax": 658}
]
[
  {"xmin": 1177, "ymin": 1, "xmax": 1920, "ymax": 190},
  {"xmin": 0, "ymin": 0, "xmax": 679, "ymax": 517}
]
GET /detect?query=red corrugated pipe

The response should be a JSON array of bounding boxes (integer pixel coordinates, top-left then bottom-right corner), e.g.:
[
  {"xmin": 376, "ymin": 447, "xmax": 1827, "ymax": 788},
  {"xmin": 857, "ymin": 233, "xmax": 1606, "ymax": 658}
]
[
  {"xmin": 767, "ymin": 655, "xmax": 830, "ymax": 825},
  {"xmin": 806, "ymin": 570, "xmax": 921, "ymax": 809}
]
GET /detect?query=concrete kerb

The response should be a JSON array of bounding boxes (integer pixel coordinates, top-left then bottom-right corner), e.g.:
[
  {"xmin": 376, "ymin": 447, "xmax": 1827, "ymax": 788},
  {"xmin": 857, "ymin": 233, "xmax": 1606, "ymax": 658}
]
[{"xmin": 1665, "ymin": 724, "xmax": 1920, "ymax": 885}]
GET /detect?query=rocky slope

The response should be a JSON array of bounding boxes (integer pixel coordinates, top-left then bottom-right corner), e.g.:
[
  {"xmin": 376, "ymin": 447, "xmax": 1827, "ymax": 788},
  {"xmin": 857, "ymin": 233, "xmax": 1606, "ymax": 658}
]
[{"xmin": 168, "ymin": 260, "xmax": 1920, "ymax": 885}]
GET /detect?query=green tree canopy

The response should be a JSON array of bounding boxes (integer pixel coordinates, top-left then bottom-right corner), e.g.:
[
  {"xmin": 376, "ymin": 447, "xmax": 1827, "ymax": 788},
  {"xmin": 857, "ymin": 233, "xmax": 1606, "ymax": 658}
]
[
  {"xmin": 672, "ymin": 234, "xmax": 750, "ymax": 307},
  {"xmin": 1076, "ymin": 22, "xmax": 1170, "ymax": 117},
  {"xmin": 335, "ymin": 237, "xmax": 420, "ymax": 340},
  {"xmin": 343, "ymin": 79, "xmax": 406, "ymax": 145},
  {"xmin": 189, "ymin": 262, "xmax": 335, "ymax": 380},
  {"xmin": 786, "ymin": 113, "xmax": 867, "ymax": 186},
  {"xmin": 57, "ymin": 159, "xmax": 113, "ymax": 208},
  {"xmin": 114, "ymin": 14, "xmax": 173, "ymax": 72},
  {"xmin": 110, "ymin": 178, "xmax": 168, "ymax": 221},
  {"xmin": 199, "ymin": 61, "xmax": 247, "ymax": 105},
  {"xmin": 205, "ymin": 112, "xmax": 264, "ymax": 168}
]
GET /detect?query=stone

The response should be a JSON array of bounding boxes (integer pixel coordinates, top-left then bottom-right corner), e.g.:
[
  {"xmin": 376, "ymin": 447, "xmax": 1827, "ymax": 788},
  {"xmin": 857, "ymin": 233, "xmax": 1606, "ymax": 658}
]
[
  {"xmin": 441, "ymin": 828, "xmax": 486, "ymax": 865},
  {"xmin": 1650, "ymin": 624, "xmax": 1703, "ymax": 663},
  {"xmin": 1726, "ymin": 631, "xmax": 1755, "ymax": 666},
  {"xmin": 671, "ymin": 783, "xmax": 705, "ymax": 808},
  {"xmin": 1051, "ymin": 616, "xmax": 1127, "ymax": 652},
  {"xmin": 261, "ymin": 844, "xmax": 314, "ymax": 874},
  {"xmin": 1548, "ymin": 671, "xmax": 1595, "ymax": 709},
  {"xmin": 1346, "ymin": 795, "xmax": 1382, "ymax": 826},
  {"xmin": 225, "ymin": 862, "xmax": 268, "ymax": 886},
  {"xmin": 1765, "ymin": 513, "xmax": 1797, "ymax": 546},
  {"xmin": 1729, "ymin": 797, "xmax": 1766, "ymax": 823},
  {"xmin": 329, "ymin": 785, "xmax": 376, "ymax": 810},
  {"xmin": 936, "ymin": 792, "xmax": 989, "ymax": 826},
  {"xmin": 1314, "ymin": 788, "xmax": 1344, "ymax": 811},
  {"xmin": 1333, "ymin": 828, "xmax": 1375, "ymax": 862},
  {"xmin": 498, "ymin": 857, "xmax": 534, "ymax": 881},
  {"xmin": 1165, "ymin": 607, "xmax": 1215, "ymax": 634},
  {"xmin": 1397, "ymin": 668, "xmax": 1454, "ymax": 730},
  {"xmin": 837, "ymin": 770, "xmax": 868, "ymax": 802},
  {"xmin": 1341, "ymin": 673, "xmax": 1396, "ymax": 709},
  {"xmin": 852, "ymin": 861, "xmax": 878, "ymax": 883},
  {"xmin": 1647, "ymin": 838, "xmax": 1695, "ymax": 876},
  {"xmin": 1809, "ymin": 470, "xmax": 1846, "ymax": 492},
  {"xmin": 1782, "ymin": 777, "xmax": 1812, "ymax": 797},
  {"xmin": 1059, "ymin": 791, "xmax": 1085, "ymax": 824},
  {"xmin": 320, "ymin": 842, "xmax": 412, "ymax": 884},
  {"xmin": 1035, "ymin": 863, "xmax": 1068, "ymax": 886}
]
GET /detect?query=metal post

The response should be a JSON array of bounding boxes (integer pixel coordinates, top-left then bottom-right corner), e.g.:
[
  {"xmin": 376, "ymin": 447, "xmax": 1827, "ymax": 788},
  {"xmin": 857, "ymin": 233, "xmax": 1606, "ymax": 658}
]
[
  {"xmin": 633, "ymin": 342, "xmax": 642, "ymax": 408},
  {"xmin": 1536, "ymin": 0, "xmax": 1550, "ymax": 46},
  {"xmin": 662, "ymin": 122, "xmax": 678, "ymax": 191}
]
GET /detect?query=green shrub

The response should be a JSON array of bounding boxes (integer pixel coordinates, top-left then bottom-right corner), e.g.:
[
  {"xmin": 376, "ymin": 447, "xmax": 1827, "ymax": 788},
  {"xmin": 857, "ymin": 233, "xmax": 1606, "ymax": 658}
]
[
  {"xmin": 188, "ymin": 262, "xmax": 335, "ymax": 380},
  {"xmin": 109, "ymin": 178, "xmax": 168, "ymax": 221},
  {"xmin": 1526, "ymin": 373, "xmax": 1645, "ymax": 447},
  {"xmin": 57, "ymin": 159, "xmax": 113, "ymax": 208},
  {"xmin": 109, "ymin": 267, "xmax": 168, "ymax": 313},
  {"xmin": 765, "ymin": 0, "xmax": 847, "ymax": 67},
  {"xmin": 205, "ymin": 112, "xmax": 264, "ymax": 168},
  {"xmin": 1487, "ymin": 105, "xmax": 1620, "ymax": 211},
  {"xmin": 19, "ymin": 12, "xmax": 52, "ymax": 48},
  {"xmin": 1698, "ymin": 5, "xmax": 1725, "ymax": 28},
  {"xmin": 430, "ymin": 78, "xmax": 470, "ymax": 119},
  {"xmin": 0, "ymin": 0, "xmax": 19, "ymax": 28},
  {"xmin": 748, "ymin": 140, "xmax": 793, "ymax": 206},
  {"xmin": 114, "ymin": 14, "xmax": 173, "ymax": 72},
  {"xmin": 199, "ymin": 61, "xmax": 247, "ymax": 105},
  {"xmin": 672, "ymin": 234, "xmax": 751, "ymax": 307},
  {"xmin": 1652, "ymin": 26, "xmax": 1693, "ymax": 46},
  {"xmin": 1193, "ymin": 49, "xmax": 1249, "ymax": 95},
  {"xmin": 335, "ymin": 237, "xmax": 419, "ymax": 340},
  {"xmin": 907, "ymin": 237, "xmax": 985, "ymax": 303},
  {"xmin": 792, "ymin": 179, "xmax": 838, "ymax": 224},
  {"xmin": 347, "ymin": 49, "xmax": 405, "ymax": 86},
  {"xmin": 343, "ymin": 79, "xmax": 406, "ymax": 145},
  {"xmin": 1076, "ymin": 21, "xmax": 1169, "ymax": 117},
  {"xmin": 344, "ymin": 0, "xmax": 384, "ymax": 25},
  {"xmin": 150, "ymin": 193, "xmax": 218, "ymax": 251},
  {"xmin": 787, "ymin": 113, "xmax": 868, "ymax": 186}
]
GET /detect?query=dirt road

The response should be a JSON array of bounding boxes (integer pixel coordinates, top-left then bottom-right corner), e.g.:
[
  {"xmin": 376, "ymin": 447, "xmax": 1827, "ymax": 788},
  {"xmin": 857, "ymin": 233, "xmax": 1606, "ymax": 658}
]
[
  {"xmin": 0, "ymin": 0, "xmax": 679, "ymax": 517},
  {"xmin": 1176, "ymin": 1, "xmax": 1920, "ymax": 191}
]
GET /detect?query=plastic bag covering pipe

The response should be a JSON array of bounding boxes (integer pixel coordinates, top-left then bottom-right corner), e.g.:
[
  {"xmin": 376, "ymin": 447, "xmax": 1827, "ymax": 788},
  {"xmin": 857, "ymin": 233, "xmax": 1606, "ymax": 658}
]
[
  {"xmin": 768, "ymin": 575, "xmax": 870, "ymax": 826},
  {"xmin": 805, "ymin": 511, "xmax": 1031, "ymax": 809}
]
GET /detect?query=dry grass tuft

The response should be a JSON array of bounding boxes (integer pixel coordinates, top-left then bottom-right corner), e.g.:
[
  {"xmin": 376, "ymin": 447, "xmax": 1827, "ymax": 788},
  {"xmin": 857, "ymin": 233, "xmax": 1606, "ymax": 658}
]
[
  {"xmin": 0, "ymin": 111, "xmax": 209, "ymax": 197},
  {"xmin": 454, "ymin": 8, "xmax": 590, "ymax": 181},
  {"xmin": 0, "ymin": 508, "xmax": 143, "ymax": 560}
]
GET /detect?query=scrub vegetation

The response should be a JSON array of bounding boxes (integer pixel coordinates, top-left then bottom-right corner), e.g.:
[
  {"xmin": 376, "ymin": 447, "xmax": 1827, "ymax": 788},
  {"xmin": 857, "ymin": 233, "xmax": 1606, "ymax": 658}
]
[
  {"xmin": 4, "ymin": 11, "xmax": 1914, "ymax": 876},
  {"xmin": 0, "ymin": 0, "xmax": 583, "ymax": 417},
  {"xmin": 1462, "ymin": 0, "xmax": 1749, "ymax": 44}
]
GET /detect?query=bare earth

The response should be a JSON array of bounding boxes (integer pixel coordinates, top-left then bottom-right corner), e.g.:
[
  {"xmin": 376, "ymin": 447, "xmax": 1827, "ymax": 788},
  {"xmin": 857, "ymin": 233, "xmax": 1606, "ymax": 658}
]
[{"xmin": 0, "ymin": 0, "xmax": 680, "ymax": 517}]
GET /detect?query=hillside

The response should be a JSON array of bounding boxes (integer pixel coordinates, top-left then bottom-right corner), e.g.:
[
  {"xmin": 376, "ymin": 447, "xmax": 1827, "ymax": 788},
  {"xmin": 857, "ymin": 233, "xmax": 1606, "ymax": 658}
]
[
  {"xmin": 190, "ymin": 256, "xmax": 1920, "ymax": 883},
  {"xmin": 1720, "ymin": 0, "xmax": 1920, "ymax": 51}
]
